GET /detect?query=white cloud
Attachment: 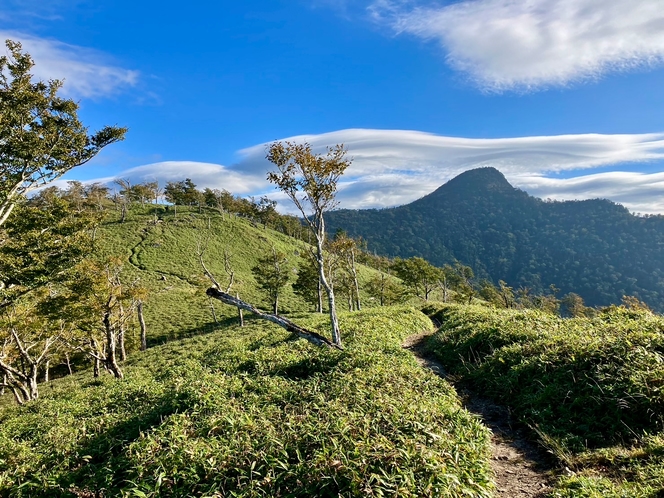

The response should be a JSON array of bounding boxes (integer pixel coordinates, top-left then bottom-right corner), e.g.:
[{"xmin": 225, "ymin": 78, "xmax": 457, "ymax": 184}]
[
  {"xmin": 513, "ymin": 171, "xmax": 664, "ymax": 214},
  {"xmin": 0, "ymin": 31, "xmax": 138, "ymax": 98},
  {"xmin": 68, "ymin": 129, "xmax": 664, "ymax": 214},
  {"xmin": 369, "ymin": 0, "xmax": 664, "ymax": 91},
  {"xmin": 89, "ymin": 161, "xmax": 266, "ymax": 195},
  {"xmin": 235, "ymin": 129, "xmax": 664, "ymax": 213}
]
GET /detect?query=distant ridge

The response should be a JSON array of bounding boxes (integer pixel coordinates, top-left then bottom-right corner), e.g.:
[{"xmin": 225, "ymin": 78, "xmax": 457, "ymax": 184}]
[{"xmin": 327, "ymin": 167, "xmax": 664, "ymax": 310}]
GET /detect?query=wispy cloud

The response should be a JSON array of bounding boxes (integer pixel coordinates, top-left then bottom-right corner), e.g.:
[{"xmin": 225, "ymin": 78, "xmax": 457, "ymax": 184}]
[
  {"xmin": 0, "ymin": 31, "xmax": 139, "ymax": 99},
  {"xmin": 83, "ymin": 161, "xmax": 266, "ymax": 195},
  {"xmin": 369, "ymin": 0, "xmax": 664, "ymax": 91},
  {"xmin": 67, "ymin": 129, "xmax": 664, "ymax": 214}
]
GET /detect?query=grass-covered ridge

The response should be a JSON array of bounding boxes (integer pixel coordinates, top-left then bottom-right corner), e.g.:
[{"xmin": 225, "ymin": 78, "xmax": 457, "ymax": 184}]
[
  {"xmin": 92, "ymin": 206, "xmax": 391, "ymax": 346},
  {"xmin": 423, "ymin": 303, "xmax": 664, "ymax": 497},
  {"xmin": 0, "ymin": 306, "xmax": 493, "ymax": 497}
]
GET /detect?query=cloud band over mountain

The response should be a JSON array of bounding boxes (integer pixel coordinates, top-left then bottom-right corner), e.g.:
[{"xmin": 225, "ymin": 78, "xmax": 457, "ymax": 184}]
[{"xmin": 71, "ymin": 129, "xmax": 664, "ymax": 215}]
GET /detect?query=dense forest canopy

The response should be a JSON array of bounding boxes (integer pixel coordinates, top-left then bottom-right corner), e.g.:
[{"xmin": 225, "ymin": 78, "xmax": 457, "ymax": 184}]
[{"xmin": 326, "ymin": 167, "xmax": 664, "ymax": 310}]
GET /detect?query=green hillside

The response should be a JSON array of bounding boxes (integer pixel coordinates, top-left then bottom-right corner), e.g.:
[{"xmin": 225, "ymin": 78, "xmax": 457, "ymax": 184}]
[
  {"xmin": 326, "ymin": 167, "xmax": 664, "ymax": 311},
  {"xmin": 3, "ymin": 205, "xmax": 664, "ymax": 496},
  {"xmin": 0, "ymin": 207, "xmax": 494, "ymax": 496}
]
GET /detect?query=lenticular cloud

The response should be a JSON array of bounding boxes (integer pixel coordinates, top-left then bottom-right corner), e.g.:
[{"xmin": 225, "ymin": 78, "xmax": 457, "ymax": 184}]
[{"xmin": 371, "ymin": 0, "xmax": 664, "ymax": 91}]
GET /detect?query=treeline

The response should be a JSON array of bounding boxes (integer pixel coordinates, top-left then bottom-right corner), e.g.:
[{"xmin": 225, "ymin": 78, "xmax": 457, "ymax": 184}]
[{"xmin": 37, "ymin": 178, "xmax": 307, "ymax": 239}]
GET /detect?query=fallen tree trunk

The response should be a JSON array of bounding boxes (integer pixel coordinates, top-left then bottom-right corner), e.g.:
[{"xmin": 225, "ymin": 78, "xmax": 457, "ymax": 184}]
[{"xmin": 206, "ymin": 287, "xmax": 342, "ymax": 350}]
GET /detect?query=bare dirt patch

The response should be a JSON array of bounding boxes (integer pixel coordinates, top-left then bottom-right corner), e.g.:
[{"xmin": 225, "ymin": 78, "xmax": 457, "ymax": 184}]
[{"xmin": 403, "ymin": 332, "xmax": 556, "ymax": 497}]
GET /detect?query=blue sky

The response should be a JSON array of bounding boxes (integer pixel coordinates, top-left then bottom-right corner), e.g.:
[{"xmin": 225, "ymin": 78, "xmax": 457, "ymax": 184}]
[{"xmin": 3, "ymin": 0, "xmax": 664, "ymax": 213}]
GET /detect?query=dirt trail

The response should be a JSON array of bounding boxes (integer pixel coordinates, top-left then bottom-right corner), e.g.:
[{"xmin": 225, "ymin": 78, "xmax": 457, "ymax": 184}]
[{"xmin": 403, "ymin": 332, "xmax": 555, "ymax": 498}]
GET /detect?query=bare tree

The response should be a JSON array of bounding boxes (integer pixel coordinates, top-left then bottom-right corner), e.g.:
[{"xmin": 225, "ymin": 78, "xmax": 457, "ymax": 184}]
[
  {"xmin": 0, "ymin": 304, "xmax": 65, "ymax": 404},
  {"xmin": 266, "ymin": 142, "xmax": 351, "ymax": 346}
]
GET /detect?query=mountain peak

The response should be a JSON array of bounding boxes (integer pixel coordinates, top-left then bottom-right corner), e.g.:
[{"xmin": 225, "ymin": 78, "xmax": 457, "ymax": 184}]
[
  {"xmin": 446, "ymin": 167, "xmax": 513, "ymax": 192},
  {"xmin": 419, "ymin": 167, "xmax": 517, "ymax": 204}
]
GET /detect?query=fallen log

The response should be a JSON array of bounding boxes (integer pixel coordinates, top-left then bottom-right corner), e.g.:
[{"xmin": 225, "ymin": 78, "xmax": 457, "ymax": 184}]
[{"xmin": 206, "ymin": 287, "xmax": 342, "ymax": 350}]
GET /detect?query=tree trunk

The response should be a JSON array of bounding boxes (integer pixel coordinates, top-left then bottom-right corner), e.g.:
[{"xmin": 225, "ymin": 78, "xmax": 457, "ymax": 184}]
[
  {"xmin": 236, "ymin": 293, "xmax": 244, "ymax": 327},
  {"xmin": 207, "ymin": 297, "xmax": 218, "ymax": 324},
  {"xmin": 316, "ymin": 233, "xmax": 341, "ymax": 346},
  {"xmin": 138, "ymin": 300, "xmax": 147, "ymax": 351},
  {"xmin": 65, "ymin": 353, "xmax": 73, "ymax": 375},
  {"xmin": 207, "ymin": 288, "xmax": 341, "ymax": 349},
  {"xmin": 317, "ymin": 279, "xmax": 323, "ymax": 313},
  {"xmin": 121, "ymin": 203, "xmax": 127, "ymax": 223},
  {"xmin": 27, "ymin": 366, "xmax": 39, "ymax": 402},
  {"xmin": 118, "ymin": 303, "xmax": 126, "ymax": 362},
  {"xmin": 103, "ymin": 311, "xmax": 124, "ymax": 379},
  {"xmin": 350, "ymin": 248, "xmax": 361, "ymax": 311},
  {"xmin": 44, "ymin": 360, "xmax": 50, "ymax": 383},
  {"xmin": 90, "ymin": 338, "xmax": 101, "ymax": 378},
  {"xmin": 273, "ymin": 295, "xmax": 279, "ymax": 315}
]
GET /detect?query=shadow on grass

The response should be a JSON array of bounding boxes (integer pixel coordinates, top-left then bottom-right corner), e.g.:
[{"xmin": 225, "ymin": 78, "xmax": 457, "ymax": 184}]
[
  {"xmin": 54, "ymin": 389, "xmax": 187, "ymax": 496},
  {"xmin": 147, "ymin": 316, "xmax": 243, "ymax": 347}
]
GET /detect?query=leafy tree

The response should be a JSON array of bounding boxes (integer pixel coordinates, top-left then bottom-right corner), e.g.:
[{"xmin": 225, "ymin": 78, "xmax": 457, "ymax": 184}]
[
  {"xmin": 365, "ymin": 272, "xmax": 405, "ymax": 306},
  {"xmin": 64, "ymin": 258, "xmax": 144, "ymax": 379},
  {"xmin": 164, "ymin": 178, "xmax": 201, "ymax": 206},
  {"xmin": 266, "ymin": 141, "xmax": 351, "ymax": 346},
  {"xmin": 252, "ymin": 248, "xmax": 292, "ymax": 315},
  {"xmin": 453, "ymin": 263, "xmax": 476, "ymax": 304},
  {"xmin": 478, "ymin": 280, "xmax": 502, "ymax": 307},
  {"xmin": 0, "ymin": 196, "xmax": 99, "ymax": 307},
  {"xmin": 561, "ymin": 292, "xmax": 587, "ymax": 318},
  {"xmin": 0, "ymin": 39, "xmax": 126, "ymax": 228},
  {"xmin": 328, "ymin": 231, "xmax": 362, "ymax": 311},
  {"xmin": 0, "ymin": 296, "xmax": 70, "ymax": 404},
  {"xmin": 392, "ymin": 257, "xmax": 441, "ymax": 301}
]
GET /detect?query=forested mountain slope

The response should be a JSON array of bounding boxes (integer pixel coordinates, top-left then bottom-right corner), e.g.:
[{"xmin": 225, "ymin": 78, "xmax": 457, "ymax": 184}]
[{"xmin": 327, "ymin": 167, "xmax": 664, "ymax": 310}]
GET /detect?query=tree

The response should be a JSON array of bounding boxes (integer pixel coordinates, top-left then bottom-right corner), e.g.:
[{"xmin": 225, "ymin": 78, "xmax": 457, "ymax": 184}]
[
  {"xmin": 437, "ymin": 264, "xmax": 460, "ymax": 303},
  {"xmin": 65, "ymin": 258, "xmax": 142, "ymax": 379},
  {"xmin": 366, "ymin": 271, "xmax": 404, "ymax": 306},
  {"xmin": 392, "ymin": 257, "xmax": 441, "ymax": 301},
  {"xmin": 0, "ymin": 195, "xmax": 99, "ymax": 308},
  {"xmin": 328, "ymin": 231, "xmax": 362, "ymax": 311},
  {"xmin": 561, "ymin": 292, "xmax": 588, "ymax": 318},
  {"xmin": 0, "ymin": 40, "xmax": 127, "ymax": 228},
  {"xmin": 164, "ymin": 178, "xmax": 200, "ymax": 206},
  {"xmin": 453, "ymin": 263, "xmax": 476, "ymax": 304},
  {"xmin": 252, "ymin": 247, "xmax": 292, "ymax": 315},
  {"xmin": 266, "ymin": 141, "xmax": 351, "ymax": 346},
  {"xmin": 0, "ymin": 297, "xmax": 68, "ymax": 404}
]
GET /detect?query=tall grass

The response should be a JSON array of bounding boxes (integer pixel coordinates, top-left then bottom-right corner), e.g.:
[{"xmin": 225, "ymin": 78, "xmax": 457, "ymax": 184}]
[
  {"xmin": 0, "ymin": 307, "xmax": 493, "ymax": 497},
  {"xmin": 423, "ymin": 303, "xmax": 664, "ymax": 497}
]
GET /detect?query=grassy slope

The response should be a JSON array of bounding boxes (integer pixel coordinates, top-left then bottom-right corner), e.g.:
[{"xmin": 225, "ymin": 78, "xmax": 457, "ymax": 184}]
[
  {"xmin": 0, "ymin": 207, "xmax": 493, "ymax": 496},
  {"xmin": 95, "ymin": 206, "xmax": 386, "ymax": 344},
  {"xmin": 0, "ymin": 307, "xmax": 493, "ymax": 497},
  {"xmin": 423, "ymin": 303, "xmax": 664, "ymax": 497}
]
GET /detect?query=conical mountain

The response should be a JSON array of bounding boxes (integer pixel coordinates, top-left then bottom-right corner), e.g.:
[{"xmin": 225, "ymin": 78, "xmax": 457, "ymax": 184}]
[{"xmin": 326, "ymin": 167, "xmax": 664, "ymax": 310}]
